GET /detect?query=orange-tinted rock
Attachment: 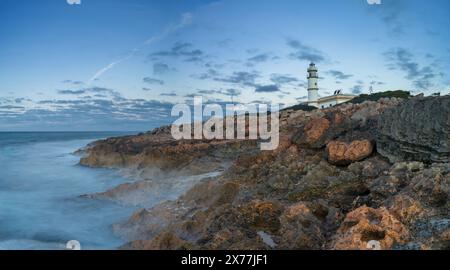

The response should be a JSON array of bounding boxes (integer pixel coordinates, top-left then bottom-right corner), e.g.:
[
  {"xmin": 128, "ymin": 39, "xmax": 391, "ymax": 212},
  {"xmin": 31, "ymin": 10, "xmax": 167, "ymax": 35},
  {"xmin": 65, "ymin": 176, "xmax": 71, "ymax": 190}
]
[
  {"xmin": 327, "ymin": 140, "xmax": 373, "ymax": 165},
  {"xmin": 79, "ymin": 128, "xmax": 259, "ymax": 176},
  {"xmin": 333, "ymin": 111, "xmax": 345, "ymax": 125},
  {"xmin": 331, "ymin": 206, "xmax": 409, "ymax": 250},
  {"xmin": 304, "ymin": 118, "xmax": 330, "ymax": 144}
]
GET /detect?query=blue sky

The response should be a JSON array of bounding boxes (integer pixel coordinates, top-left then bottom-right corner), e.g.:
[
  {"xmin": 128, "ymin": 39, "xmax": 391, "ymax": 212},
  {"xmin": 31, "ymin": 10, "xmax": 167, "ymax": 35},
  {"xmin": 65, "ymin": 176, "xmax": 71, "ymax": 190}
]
[{"xmin": 0, "ymin": 0, "xmax": 449, "ymax": 131}]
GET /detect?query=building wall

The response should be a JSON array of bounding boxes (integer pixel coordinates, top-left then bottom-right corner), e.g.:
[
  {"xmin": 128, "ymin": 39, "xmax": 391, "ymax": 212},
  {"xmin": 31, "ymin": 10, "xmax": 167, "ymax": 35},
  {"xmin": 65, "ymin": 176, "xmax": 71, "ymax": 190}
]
[{"xmin": 318, "ymin": 99, "xmax": 337, "ymax": 109}]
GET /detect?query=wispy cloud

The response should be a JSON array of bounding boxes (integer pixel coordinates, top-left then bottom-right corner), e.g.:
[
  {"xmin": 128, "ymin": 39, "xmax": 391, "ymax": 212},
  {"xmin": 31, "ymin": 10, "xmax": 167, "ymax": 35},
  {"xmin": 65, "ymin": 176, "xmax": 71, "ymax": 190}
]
[
  {"xmin": 213, "ymin": 71, "xmax": 260, "ymax": 87},
  {"xmin": 351, "ymin": 84, "xmax": 364, "ymax": 94},
  {"xmin": 148, "ymin": 41, "xmax": 206, "ymax": 64},
  {"xmin": 88, "ymin": 13, "xmax": 193, "ymax": 84},
  {"xmin": 326, "ymin": 70, "xmax": 353, "ymax": 80},
  {"xmin": 255, "ymin": 84, "xmax": 280, "ymax": 93},
  {"xmin": 270, "ymin": 74, "xmax": 299, "ymax": 85},
  {"xmin": 56, "ymin": 86, "xmax": 123, "ymax": 99},
  {"xmin": 195, "ymin": 88, "xmax": 241, "ymax": 97},
  {"xmin": 369, "ymin": 0, "xmax": 407, "ymax": 36},
  {"xmin": 57, "ymin": 89, "xmax": 86, "ymax": 95},
  {"xmin": 287, "ymin": 39, "xmax": 326, "ymax": 63},
  {"xmin": 143, "ymin": 77, "xmax": 164, "ymax": 85},
  {"xmin": 1, "ymin": 86, "xmax": 176, "ymax": 131},
  {"xmin": 384, "ymin": 47, "xmax": 438, "ymax": 89},
  {"xmin": 61, "ymin": 80, "xmax": 84, "ymax": 85},
  {"xmin": 153, "ymin": 62, "xmax": 173, "ymax": 75},
  {"xmin": 160, "ymin": 92, "xmax": 178, "ymax": 97}
]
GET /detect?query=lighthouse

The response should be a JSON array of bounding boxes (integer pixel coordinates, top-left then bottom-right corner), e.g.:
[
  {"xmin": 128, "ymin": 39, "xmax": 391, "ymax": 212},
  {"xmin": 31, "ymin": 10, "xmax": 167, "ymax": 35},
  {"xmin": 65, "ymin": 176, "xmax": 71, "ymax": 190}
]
[
  {"xmin": 307, "ymin": 62, "xmax": 319, "ymax": 107},
  {"xmin": 302, "ymin": 62, "xmax": 356, "ymax": 108}
]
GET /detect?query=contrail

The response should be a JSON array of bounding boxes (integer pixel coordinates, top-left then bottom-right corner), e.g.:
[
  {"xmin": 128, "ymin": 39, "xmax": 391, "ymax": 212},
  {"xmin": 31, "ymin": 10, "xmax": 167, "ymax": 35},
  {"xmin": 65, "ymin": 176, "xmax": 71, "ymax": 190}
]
[{"xmin": 88, "ymin": 13, "xmax": 193, "ymax": 84}]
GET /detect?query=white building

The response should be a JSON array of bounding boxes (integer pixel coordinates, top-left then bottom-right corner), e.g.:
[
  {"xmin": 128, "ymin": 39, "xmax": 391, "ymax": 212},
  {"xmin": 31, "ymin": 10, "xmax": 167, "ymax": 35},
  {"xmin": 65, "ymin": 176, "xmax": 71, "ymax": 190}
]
[{"xmin": 305, "ymin": 63, "xmax": 355, "ymax": 109}]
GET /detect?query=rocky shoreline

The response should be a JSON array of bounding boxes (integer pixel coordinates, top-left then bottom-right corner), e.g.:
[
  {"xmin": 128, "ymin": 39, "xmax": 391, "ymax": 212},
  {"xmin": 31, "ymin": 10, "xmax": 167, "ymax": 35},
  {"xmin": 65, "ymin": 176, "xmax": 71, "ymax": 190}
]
[{"xmin": 78, "ymin": 95, "xmax": 449, "ymax": 250}]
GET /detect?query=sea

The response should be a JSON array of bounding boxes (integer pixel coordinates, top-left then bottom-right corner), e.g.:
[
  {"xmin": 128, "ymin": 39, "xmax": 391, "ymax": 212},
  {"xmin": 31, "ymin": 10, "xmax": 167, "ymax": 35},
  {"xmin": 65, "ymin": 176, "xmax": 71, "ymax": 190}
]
[{"xmin": 0, "ymin": 132, "xmax": 140, "ymax": 250}]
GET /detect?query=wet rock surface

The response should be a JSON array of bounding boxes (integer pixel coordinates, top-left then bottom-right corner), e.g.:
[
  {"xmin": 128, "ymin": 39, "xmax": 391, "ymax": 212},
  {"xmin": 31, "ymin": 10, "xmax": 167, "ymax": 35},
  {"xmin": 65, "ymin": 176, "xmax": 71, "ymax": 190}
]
[{"xmin": 79, "ymin": 95, "xmax": 449, "ymax": 250}]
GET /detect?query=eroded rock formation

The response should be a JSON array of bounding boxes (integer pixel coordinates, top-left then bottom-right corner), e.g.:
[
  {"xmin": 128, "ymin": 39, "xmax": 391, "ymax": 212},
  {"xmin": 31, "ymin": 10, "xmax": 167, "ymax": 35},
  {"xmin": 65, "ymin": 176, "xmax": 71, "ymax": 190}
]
[
  {"xmin": 79, "ymin": 95, "xmax": 450, "ymax": 250},
  {"xmin": 377, "ymin": 95, "xmax": 450, "ymax": 163}
]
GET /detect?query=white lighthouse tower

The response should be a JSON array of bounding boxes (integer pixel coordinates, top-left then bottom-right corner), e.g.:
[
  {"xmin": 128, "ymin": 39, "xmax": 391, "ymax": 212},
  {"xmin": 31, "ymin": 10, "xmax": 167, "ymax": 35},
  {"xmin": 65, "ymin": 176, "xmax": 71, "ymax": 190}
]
[{"xmin": 307, "ymin": 62, "xmax": 319, "ymax": 107}]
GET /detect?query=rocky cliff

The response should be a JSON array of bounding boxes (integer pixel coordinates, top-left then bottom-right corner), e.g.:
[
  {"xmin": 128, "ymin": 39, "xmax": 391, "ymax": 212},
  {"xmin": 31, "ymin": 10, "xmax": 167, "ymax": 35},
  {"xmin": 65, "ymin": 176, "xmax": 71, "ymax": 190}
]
[
  {"xmin": 79, "ymin": 95, "xmax": 449, "ymax": 250},
  {"xmin": 377, "ymin": 95, "xmax": 450, "ymax": 163}
]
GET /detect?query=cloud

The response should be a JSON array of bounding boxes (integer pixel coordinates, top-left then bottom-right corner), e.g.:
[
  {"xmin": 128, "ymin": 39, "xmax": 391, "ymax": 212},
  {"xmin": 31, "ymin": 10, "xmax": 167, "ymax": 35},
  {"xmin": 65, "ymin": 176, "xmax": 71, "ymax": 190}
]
[
  {"xmin": 370, "ymin": 80, "xmax": 386, "ymax": 85},
  {"xmin": 245, "ymin": 53, "xmax": 280, "ymax": 67},
  {"xmin": 192, "ymin": 69, "xmax": 220, "ymax": 80},
  {"xmin": 195, "ymin": 88, "xmax": 241, "ymax": 97},
  {"xmin": 247, "ymin": 53, "xmax": 270, "ymax": 63},
  {"xmin": 223, "ymin": 88, "xmax": 241, "ymax": 96},
  {"xmin": 197, "ymin": 89, "xmax": 223, "ymax": 95},
  {"xmin": 270, "ymin": 74, "xmax": 299, "ymax": 85},
  {"xmin": 326, "ymin": 70, "xmax": 353, "ymax": 80},
  {"xmin": 14, "ymin": 98, "xmax": 30, "ymax": 103},
  {"xmin": 255, "ymin": 85, "xmax": 280, "ymax": 93},
  {"xmin": 153, "ymin": 63, "xmax": 172, "ymax": 75},
  {"xmin": 0, "ymin": 90, "xmax": 177, "ymax": 131},
  {"xmin": 142, "ymin": 88, "xmax": 152, "ymax": 91},
  {"xmin": 143, "ymin": 77, "xmax": 164, "ymax": 85},
  {"xmin": 214, "ymin": 71, "xmax": 260, "ymax": 87},
  {"xmin": 149, "ymin": 41, "xmax": 205, "ymax": 63},
  {"xmin": 160, "ymin": 93, "xmax": 177, "ymax": 97},
  {"xmin": 85, "ymin": 87, "xmax": 123, "ymax": 99},
  {"xmin": 351, "ymin": 85, "xmax": 364, "ymax": 94},
  {"xmin": 62, "ymin": 80, "xmax": 84, "ymax": 85},
  {"xmin": 287, "ymin": 39, "xmax": 326, "ymax": 63},
  {"xmin": 384, "ymin": 48, "xmax": 437, "ymax": 89},
  {"xmin": 54, "ymin": 86, "xmax": 123, "ymax": 99},
  {"xmin": 0, "ymin": 105, "xmax": 25, "ymax": 110},
  {"xmin": 151, "ymin": 42, "xmax": 203, "ymax": 57},
  {"xmin": 369, "ymin": 0, "xmax": 407, "ymax": 35},
  {"xmin": 88, "ymin": 13, "xmax": 193, "ymax": 84},
  {"xmin": 58, "ymin": 89, "xmax": 86, "ymax": 95},
  {"xmin": 384, "ymin": 48, "xmax": 420, "ymax": 78},
  {"xmin": 184, "ymin": 93, "xmax": 197, "ymax": 98}
]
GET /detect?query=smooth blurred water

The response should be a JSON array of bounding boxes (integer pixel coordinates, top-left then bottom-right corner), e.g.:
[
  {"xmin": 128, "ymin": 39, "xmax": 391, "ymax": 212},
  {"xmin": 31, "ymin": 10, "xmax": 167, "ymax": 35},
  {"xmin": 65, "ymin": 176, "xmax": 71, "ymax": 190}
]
[{"xmin": 0, "ymin": 132, "xmax": 138, "ymax": 250}]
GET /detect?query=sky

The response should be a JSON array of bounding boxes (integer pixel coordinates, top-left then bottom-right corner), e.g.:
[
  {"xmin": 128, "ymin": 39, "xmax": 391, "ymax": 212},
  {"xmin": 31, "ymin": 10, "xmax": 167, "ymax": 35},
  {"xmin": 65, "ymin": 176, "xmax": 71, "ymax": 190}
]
[{"xmin": 0, "ymin": 0, "xmax": 449, "ymax": 131}]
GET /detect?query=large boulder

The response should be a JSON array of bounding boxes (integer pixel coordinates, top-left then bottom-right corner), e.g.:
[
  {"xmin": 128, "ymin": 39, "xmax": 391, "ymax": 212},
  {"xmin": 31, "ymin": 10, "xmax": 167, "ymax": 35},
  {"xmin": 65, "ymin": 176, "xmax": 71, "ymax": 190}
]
[
  {"xmin": 326, "ymin": 140, "xmax": 374, "ymax": 166},
  {"xmin": 293, "ymin": 111, "xmax": 351, "ymax": 149},
  {"xmin": 377, "ymin": 95, "xmax": 450, "ymax": 163}
]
